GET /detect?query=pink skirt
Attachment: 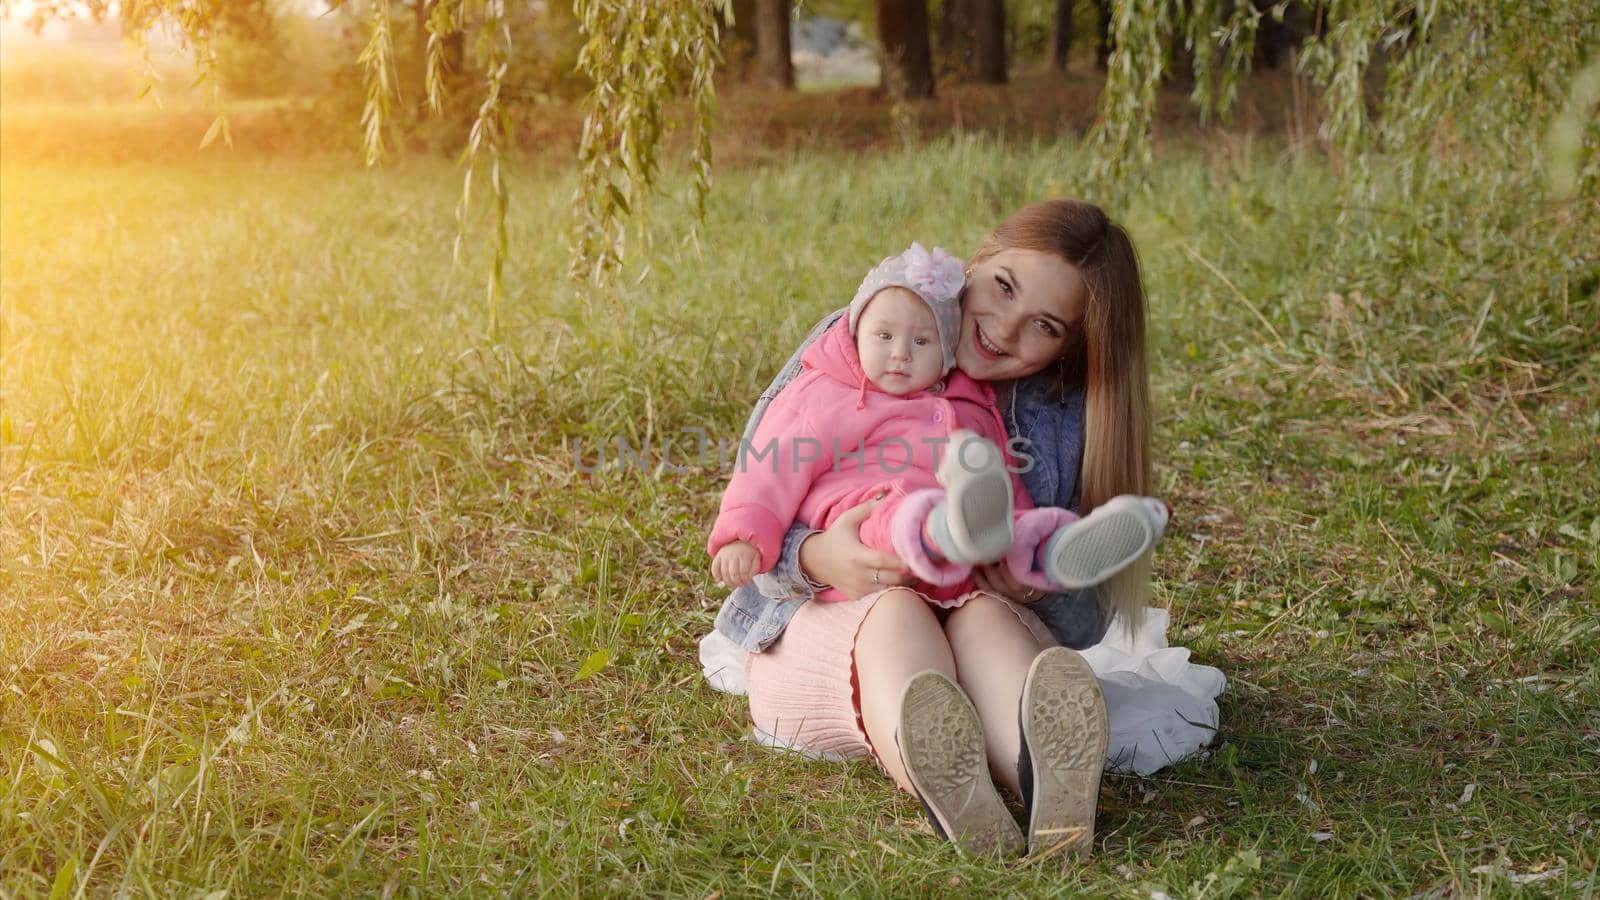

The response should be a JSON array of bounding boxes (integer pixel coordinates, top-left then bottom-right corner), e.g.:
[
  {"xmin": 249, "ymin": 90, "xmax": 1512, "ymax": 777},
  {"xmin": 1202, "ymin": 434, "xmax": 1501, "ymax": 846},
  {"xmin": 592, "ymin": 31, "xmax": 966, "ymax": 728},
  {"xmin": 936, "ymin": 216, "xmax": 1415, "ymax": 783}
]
[{"xmin": 744, "ymin": 588, "xmax": 1054, "ymax": 760}]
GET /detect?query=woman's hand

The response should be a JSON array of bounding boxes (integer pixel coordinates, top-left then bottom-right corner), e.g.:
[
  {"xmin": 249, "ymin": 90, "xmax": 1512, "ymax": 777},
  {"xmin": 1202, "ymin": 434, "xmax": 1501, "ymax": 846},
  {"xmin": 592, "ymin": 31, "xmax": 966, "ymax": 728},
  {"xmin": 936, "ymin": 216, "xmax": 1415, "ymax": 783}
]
[
  {"xmin": 798, "ymin": 494, "xmax": 913, "ymax": 601},
  {"xmin": 972, "ymin": 562, "xmax": 1046, "ymax": 605}
]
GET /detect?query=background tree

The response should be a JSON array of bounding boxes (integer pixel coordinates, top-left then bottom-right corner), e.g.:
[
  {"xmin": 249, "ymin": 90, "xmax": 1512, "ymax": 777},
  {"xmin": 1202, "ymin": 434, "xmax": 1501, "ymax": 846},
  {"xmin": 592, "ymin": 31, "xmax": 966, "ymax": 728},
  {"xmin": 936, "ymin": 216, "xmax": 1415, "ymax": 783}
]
[
  {"xmin": 210, "ymin": 0, "xmax": 296, "ymax": 99},
  {"xmin": 1166, "ymin": 0, "xmax": 1193, "ymax": 90},
  {"xmin": 936, "ymin": 0, "xmax": 1003, "ymax": 84},
  {"xmin": 754, "ymin": 0, "xmax": 794, "ymax": 89},
  {"xmin": 1047, "ymin": 0, "xmax": 1072, "ymax": 73},
  {"xmin": 1254, "ymin": 0, "xmax": 1315, "ymax": 70},
  {"xmin": 720, "ymin": 0, "xmax": 758, "ymax": 80},
  {"xmin": 877, "ymin": 0, "xmax": 935, "ymax": 98},
  {"xmin": 969, "ymin": 0, "xmax": 1006, "ymax": 84},
  {"xmin": 936, "ymin": 0, "xmax": 972, "ymax": 80},
  {"xmin": 1094, "ymin": 0, "xmax": 1111, "ymax": 68}
]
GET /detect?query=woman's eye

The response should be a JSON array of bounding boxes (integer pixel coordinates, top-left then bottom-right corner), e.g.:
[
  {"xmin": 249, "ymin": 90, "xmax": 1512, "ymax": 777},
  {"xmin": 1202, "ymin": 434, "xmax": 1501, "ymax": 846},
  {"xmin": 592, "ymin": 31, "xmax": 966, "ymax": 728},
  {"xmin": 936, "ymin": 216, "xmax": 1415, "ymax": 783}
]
[
  {"xmin": 914, "ymin": 337, "xmax": 929, "ymax": 346},
  {"xmin": 1035, "ymin": 320, "xmax": 1060, "ymax": 339},
  {"xmin": 997, "ymin": 275, "xmax": 1013, "ymax": 298},
  {"xmin": 876, "ymin": 331, "xmax": 891, "ymax": 340}
]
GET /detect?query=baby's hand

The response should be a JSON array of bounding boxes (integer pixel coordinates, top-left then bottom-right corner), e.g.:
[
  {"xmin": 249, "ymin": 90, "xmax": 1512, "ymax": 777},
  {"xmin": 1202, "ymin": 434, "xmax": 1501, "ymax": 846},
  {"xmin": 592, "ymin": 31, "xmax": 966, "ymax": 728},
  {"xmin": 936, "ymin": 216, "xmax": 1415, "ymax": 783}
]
[{"xmin": 713, "ymin": 542, "xmax": 762, "ymax": 588}]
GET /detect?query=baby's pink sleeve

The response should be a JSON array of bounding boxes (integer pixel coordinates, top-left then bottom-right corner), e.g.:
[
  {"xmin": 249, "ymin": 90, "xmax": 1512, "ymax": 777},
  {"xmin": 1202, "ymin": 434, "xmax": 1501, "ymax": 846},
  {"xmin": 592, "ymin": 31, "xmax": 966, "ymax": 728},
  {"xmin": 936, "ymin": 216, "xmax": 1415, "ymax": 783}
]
[{"xmin": 707, "ymin": 387, "xmax": 833, "ymax": 571}]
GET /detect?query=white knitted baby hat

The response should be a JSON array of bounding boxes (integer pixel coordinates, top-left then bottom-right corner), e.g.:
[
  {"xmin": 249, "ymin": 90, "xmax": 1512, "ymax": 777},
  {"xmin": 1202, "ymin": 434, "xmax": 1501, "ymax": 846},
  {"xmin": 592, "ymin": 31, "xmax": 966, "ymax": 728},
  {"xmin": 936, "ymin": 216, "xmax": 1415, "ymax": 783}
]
[{"xmin": 847, "ymin": 242, "xmax": 966, "ymax": 374}]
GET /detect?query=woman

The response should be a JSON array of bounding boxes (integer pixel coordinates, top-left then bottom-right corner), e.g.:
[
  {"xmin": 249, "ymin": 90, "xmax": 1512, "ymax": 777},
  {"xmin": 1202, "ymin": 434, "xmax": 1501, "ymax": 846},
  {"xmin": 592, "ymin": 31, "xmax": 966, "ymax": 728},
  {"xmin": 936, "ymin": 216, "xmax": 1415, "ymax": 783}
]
[{"xmin": 712, "ymin": 199, "xmax": 1153, "ymax": 858}]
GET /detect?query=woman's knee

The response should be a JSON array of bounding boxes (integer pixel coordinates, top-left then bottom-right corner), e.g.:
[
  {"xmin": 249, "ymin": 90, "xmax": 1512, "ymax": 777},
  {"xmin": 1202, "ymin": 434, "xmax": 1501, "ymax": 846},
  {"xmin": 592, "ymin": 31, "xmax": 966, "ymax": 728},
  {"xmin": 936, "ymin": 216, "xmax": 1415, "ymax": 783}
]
[
  {"xmin": 946, "ymin": 592, "xmax": 1013, "ymax": 633},
  {"xmin": 946, "ymin": 593, "xmax": 1045, "ymax": 656},
  {"xmin": 860, "ymin": 588, "xmax": 940, "ymax": 633},
  {"xmin": 856, "ymin": 590, "xmax": 954, "ymax": 670}
]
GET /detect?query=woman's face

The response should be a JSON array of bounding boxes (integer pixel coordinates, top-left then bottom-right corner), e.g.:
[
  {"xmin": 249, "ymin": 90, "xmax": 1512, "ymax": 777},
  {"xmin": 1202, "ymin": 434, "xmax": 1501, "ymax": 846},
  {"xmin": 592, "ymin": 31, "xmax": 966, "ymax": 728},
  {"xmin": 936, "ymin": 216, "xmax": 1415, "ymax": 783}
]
[{"xmin": 955, "ymin": 248, "xmax": 1086, "ymax": 382}]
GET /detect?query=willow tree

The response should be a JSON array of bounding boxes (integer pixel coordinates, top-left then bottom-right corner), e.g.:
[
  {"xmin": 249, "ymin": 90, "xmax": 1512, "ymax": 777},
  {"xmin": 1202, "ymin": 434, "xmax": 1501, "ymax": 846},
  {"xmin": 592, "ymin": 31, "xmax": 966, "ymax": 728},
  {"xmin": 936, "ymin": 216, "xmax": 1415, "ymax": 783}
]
[
  {"xmin": 10, "ymin": 0, "xmax": 1598, "ymax": 302},
  {"xmin": 1088, "ymin": 0, "xmax": 1599, "ymax": 206}
]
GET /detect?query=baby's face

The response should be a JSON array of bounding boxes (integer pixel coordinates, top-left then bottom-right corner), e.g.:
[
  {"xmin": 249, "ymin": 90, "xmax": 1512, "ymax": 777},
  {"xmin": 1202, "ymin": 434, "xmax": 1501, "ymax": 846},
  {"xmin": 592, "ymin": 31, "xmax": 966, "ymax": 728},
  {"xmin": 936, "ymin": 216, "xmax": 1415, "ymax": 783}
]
[{"xmin": 855, "ymin": 287, "xmax": 944, "ymax": 396}]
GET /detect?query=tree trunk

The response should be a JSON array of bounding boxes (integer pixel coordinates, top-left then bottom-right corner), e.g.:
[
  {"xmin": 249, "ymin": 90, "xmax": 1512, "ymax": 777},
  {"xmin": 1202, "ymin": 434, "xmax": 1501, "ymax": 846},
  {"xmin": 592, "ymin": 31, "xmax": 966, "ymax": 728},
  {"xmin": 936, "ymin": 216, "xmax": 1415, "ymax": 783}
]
[
  {"xmin": 1255, "ymin": 0, "xmax": 1314, "ymax": 69},
  {"xmin": 1095, "ymin": 0, "xmax": 1113, "ymax": 70},
  {"xmin": 970, "ymin": 0, "xmax": 1006, "ymax": 83},
  {"xmin": 414, "ymin": 0, "xmax": 428, "ymax": 113},
  {"xmin": 754, "ymin": 0, "xmax": 794, "ymax": 89},
  {"xmin": 878, "ymin": 0, "xmax": 935, "ymax": 99},
  {"xmin": 1168, "ymin": 0, "xmax": 1194, "ymax": 88},
  {"xmin": 1048, "ymin": 0, "xmax": 1072, "ymax": 73},
  {"xmin": 729, "ymin": 0, "xmax": 757, "ymax": 44},
  {"xmin": 721, "ymin": 0, "xmax": 758, "ymax": 80},
  {"xmin": 937, "ymin": 0, "xmax": 974, "ymax": 81}
]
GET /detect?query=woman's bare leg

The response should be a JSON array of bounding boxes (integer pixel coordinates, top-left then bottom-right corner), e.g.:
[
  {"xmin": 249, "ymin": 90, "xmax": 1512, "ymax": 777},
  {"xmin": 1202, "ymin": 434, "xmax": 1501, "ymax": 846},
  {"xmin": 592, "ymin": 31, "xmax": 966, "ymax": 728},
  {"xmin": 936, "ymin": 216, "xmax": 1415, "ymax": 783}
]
[
  {"xmin": 855, "ymin": 588, "xmax": 958, "ymax": 793},
  {"xmin": 945, "ymin": 593, "xmax": 1051, "ymax": 797}
]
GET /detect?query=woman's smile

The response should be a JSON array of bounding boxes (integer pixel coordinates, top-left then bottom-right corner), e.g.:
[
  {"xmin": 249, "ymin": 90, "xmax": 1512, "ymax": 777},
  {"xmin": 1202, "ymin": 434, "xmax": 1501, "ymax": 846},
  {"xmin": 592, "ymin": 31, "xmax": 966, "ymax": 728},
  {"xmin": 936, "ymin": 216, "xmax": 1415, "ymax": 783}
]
[{"xmin": 973, "ymin": 322, "xmax": 1010, "ymax": 359}]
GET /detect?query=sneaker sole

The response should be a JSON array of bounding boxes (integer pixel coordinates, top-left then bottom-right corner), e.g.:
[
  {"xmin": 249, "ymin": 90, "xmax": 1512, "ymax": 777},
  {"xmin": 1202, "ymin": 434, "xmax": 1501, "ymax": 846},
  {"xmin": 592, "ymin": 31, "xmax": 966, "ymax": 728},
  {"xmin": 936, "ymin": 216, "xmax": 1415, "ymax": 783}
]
[
  {"xmin": 1021, "ymin": 647, "xmax": 1108, "ymax": 858},
  {"xmin": 938, "ymin": 434, "xmax": 1013, "ymax": 563},
  {"xmin": 1044, "ymin": 496, "xmax": 1160, "ymax": 589},
  {"xmin": 899, "ymin": 671, "xmax": 1025, "ymax": 857}
]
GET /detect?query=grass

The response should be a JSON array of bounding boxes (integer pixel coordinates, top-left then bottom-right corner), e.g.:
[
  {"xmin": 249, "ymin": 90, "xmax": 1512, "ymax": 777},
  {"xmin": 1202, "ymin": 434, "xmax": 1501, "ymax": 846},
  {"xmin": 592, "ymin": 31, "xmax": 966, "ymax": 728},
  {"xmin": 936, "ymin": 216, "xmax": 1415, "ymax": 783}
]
[{"xmin": 2, "ymin": 126, "xmax": 1597, "ymax": 896}]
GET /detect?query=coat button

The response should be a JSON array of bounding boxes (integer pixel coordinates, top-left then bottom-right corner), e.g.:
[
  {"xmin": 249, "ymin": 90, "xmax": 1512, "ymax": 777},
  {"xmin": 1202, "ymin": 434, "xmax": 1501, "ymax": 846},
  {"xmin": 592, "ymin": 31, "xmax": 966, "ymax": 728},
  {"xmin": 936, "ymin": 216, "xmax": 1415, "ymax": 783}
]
[{"xmin": 933, "ymin": 411, "xmax": 944, "ymax": 423}]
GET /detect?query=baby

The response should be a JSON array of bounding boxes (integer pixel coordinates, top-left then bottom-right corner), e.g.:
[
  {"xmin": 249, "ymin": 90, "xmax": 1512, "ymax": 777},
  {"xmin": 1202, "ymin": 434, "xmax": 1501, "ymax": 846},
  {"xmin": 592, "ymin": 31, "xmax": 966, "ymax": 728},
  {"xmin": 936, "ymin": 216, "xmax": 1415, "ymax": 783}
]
[{"xmin": 709, "ymin": 243, "xmax": 1166, "ymax": 604}]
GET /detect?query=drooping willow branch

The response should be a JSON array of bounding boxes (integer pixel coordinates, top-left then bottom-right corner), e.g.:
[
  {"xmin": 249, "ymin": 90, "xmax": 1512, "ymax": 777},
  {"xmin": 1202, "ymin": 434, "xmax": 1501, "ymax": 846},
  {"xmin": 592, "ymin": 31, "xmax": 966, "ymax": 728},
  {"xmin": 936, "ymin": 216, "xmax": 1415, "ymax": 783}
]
[
  {"xmin": 455, "ymin": 0, "xmax": 512, "ymax": 335},
  {"xmin": 357, "ymin": 0, "xmax": 395, "ymax": 166},
  {"xmin": 569, "ymin": 0, "xmax": 726, "ymax": 289},
  {"xmin": 354, "ymin": 0, "xmax": 513, "ymax": 334},
  {"xmin": 1087, "ymin": 0, "xmax": 1172, "ymax": 193}
]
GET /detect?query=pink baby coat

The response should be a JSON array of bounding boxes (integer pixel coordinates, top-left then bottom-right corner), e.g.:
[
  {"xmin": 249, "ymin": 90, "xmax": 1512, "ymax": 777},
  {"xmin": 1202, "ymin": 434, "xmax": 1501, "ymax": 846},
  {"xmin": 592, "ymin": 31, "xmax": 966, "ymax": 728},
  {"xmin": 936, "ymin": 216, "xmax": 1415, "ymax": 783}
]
[{"xmin": 708, "ymin": 319, "xmax": 1032, "ymax": 570}]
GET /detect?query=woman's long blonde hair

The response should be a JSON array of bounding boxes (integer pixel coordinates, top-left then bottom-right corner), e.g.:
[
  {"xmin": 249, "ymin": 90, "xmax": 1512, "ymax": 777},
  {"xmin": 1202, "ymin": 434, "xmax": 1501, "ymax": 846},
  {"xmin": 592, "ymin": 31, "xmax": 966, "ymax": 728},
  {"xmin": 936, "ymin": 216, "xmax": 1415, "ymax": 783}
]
[{"xmin": 970, "ymin": 199, "xmax": 1153, "ymax": 631}]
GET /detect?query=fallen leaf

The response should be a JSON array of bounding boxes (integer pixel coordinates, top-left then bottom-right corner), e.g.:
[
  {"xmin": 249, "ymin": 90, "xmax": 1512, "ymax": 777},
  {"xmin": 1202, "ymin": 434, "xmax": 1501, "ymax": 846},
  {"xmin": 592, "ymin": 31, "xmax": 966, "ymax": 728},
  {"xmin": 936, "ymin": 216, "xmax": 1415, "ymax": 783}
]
[{"xmin": 574, "ymin": 649, "xmax": 611, "ymax": 681}]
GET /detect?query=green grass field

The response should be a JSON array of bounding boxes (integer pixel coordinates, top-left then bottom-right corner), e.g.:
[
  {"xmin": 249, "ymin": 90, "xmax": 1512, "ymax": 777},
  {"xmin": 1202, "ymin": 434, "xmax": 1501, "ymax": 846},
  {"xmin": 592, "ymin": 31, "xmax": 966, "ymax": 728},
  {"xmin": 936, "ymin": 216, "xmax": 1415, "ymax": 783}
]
[{"xmin": 3, "ymin": 135, "xmax": 1597, "ymax": 896}]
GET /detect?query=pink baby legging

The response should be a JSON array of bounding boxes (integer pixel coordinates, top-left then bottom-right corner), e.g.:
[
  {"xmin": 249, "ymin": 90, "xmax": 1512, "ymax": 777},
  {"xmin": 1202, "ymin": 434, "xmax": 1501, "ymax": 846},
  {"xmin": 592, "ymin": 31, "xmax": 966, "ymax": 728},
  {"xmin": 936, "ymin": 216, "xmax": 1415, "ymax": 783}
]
[{"xmin": 846, "ymin": 484, "xmax": 1079, "ymax": 605}]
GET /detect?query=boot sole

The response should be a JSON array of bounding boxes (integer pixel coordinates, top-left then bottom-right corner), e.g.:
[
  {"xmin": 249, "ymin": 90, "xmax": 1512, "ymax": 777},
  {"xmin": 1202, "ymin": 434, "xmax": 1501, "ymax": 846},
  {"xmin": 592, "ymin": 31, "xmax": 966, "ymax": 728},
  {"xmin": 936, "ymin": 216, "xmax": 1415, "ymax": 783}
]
[
  {"xmin": 1021, "ymin": 648, "xmax": 1108, "ymax": 858},
  {"xmin": 1045, "ymin": 496, "xmax": 1161, "ymax": 589},
  {"xmin": 938, "ymin": 434, "xmax": 1013, "ymax": 563},
  {"xmin": 899, "ymin": 671, "xmax": 1025, "ymax": 857}
]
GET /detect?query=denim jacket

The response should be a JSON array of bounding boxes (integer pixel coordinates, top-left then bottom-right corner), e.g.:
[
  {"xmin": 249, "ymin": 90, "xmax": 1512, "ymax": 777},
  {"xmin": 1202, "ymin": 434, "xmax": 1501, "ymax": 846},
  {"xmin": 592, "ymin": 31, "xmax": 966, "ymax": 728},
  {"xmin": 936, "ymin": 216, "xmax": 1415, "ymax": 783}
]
[{"xmin": 712, "ymin": 309, "xmax": 1110, "ymax": 651}]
